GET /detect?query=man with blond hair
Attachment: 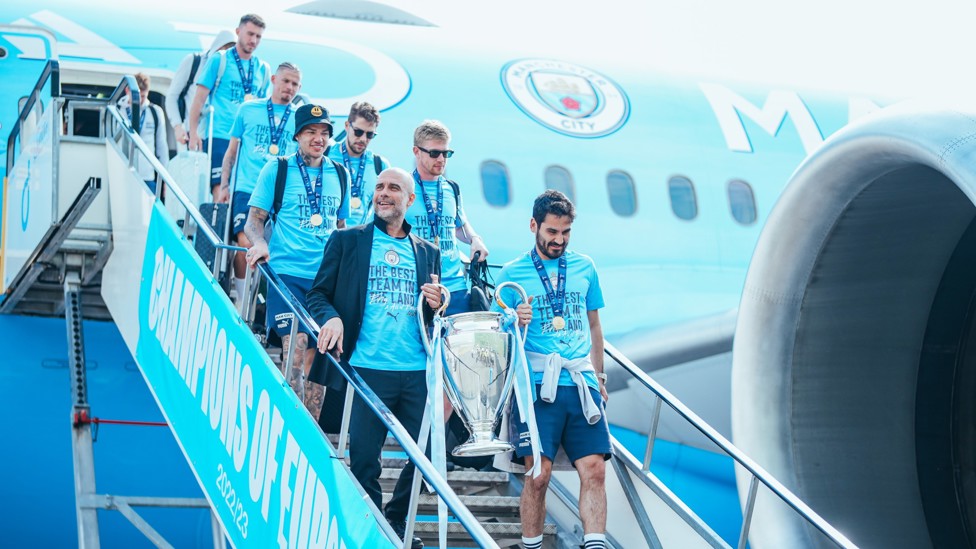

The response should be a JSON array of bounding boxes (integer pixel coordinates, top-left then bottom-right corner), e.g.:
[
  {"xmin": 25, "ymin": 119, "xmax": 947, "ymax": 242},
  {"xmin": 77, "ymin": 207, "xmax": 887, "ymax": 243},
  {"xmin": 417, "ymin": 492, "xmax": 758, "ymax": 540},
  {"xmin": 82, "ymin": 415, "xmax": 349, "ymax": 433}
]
[
  {"xmin": 407, "ymin": 120, "xmax": 489, "ymax": 315},
  {"xmin": 219, "ymin": 62, "xmax": 302, "ymax": 301}
]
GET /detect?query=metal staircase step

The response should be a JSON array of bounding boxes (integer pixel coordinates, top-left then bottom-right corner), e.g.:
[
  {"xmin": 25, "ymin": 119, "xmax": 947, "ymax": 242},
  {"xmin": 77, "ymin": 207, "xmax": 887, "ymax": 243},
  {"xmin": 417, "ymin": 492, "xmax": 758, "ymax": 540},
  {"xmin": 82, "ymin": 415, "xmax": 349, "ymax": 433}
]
[
  {"xmin": 409, "ymin": 520, "xmax": 557, "ymax": 547},
  {"xmin": 380, "ymin": 468, "xmax": 508, "ymax": 484},
  {"xmin": 385, "ymin": 493, "xmax": 521, "ymax": 516},
  {"xmin": 328, "ymin": 433, "xmax": 402, "ymax": 452}
]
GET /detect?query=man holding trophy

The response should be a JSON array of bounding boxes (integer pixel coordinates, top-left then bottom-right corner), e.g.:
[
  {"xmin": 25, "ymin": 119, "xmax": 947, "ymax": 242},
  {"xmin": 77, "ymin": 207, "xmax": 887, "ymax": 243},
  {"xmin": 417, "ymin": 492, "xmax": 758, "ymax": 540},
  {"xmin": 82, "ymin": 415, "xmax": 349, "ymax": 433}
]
[
  {"xmin": 307, "ymin": 167, "xmax": 443, "ymax": 549},
  {"xmin": 494, "ymin": 190, "xmax": 611, "ymax": 549}
]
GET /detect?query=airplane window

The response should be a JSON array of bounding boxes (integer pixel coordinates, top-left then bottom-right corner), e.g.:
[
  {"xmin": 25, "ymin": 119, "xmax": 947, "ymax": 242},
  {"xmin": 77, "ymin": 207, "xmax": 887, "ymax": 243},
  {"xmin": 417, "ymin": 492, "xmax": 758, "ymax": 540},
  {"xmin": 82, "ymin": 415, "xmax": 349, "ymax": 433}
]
[
  {"xmin": 728, "ymin": 179, "xmax": 758, "ymax": 224},
  {"xmin": 607, "ymin": 170, "xmax": 637, "ymax": 217},
  {"xmin": 480, "ymin": 160, "xmax": 511, "ymax": 207},
  {"xmin": 545, "ymin": 165, "xmax": 576, "ymax": 202},
  {"xmin": 668, "ymin": 176, "xmax": 698, "ymax": 220}
]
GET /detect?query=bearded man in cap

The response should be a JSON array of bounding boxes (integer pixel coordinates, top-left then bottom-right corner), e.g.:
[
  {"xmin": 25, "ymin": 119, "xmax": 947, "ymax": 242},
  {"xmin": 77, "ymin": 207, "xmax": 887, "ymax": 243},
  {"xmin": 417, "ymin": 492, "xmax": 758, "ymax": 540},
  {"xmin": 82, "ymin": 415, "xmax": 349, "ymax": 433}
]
[{"xmin": 244, "ymin": 103, "xmax": 351, "ymax": 418}]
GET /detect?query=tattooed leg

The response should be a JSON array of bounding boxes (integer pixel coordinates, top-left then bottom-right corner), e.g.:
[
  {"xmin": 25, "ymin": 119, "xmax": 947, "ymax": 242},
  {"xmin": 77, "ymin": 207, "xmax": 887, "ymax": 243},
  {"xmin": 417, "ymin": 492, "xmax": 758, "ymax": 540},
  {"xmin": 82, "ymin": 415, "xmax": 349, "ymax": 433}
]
[
  {"xmin": 303, "ymin": 346, "xmax": 324, "ymax": 420},
  {"xmin": 282, "ymin": 332, "xmax": 308, "ymax": 402}
]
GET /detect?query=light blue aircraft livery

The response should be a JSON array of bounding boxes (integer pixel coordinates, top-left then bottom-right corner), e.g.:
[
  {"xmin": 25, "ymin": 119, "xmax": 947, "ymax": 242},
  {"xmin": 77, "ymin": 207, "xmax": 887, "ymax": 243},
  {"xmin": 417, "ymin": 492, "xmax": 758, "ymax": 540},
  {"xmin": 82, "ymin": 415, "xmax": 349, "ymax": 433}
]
[{"xmin": 0, "ymin": 1, "xmax": 892, "ymax": 548}]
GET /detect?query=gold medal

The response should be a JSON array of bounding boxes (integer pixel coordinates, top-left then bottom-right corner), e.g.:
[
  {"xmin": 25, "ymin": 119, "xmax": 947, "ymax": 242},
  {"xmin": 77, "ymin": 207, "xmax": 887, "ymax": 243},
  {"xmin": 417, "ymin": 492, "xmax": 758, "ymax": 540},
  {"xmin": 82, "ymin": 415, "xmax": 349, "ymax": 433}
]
[
  {"xmin": 434, "ymin": 236, "xmax": 440, "ymax": 247},
  {"xmin": 552, "ymin": 316, "xmax": 566, "ymax": 330},
  {"xmin": 268, "ymin": 143, "xmax": 279, "ymax": 155},
  {"xmin": 310, "ymin": 213, "xmax": 323, "ymax": 227},
  {"xmin": 351, "ymin": 196, "xmax": 362, "ymax": 210},
  {"xmin": 245, "ymin": 93, "xmax": 255, "ymax": 102}
]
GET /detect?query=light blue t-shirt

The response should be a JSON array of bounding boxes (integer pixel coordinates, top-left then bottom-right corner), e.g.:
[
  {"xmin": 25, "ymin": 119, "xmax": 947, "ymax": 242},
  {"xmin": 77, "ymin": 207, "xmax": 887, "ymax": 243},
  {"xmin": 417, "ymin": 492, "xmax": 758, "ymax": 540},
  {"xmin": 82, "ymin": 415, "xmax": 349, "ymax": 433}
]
[
  {"xmin": 249, "ymin": 155, "xmax": 350, "ymax": 279},
  {"xmin": 230, "ymin": 100, "xmax": 296, "ymax": 194},
  {"xmin": 350, "ymin": 227, "xmax": 427, "ymax": 371},
  {"xmin": 327, "ymin": 143, "xmax": 389, "ymax": 225},
  {"xmin": 493, "ymin": 250, "xmax": 604, "ymax": 389},
  {"xmin": 404, "ymin": 179, "xmax": 469, "ymax": 292},
  {"xmin": 196, "ymin": 49, "xmax": 272, "ymax": 139}
]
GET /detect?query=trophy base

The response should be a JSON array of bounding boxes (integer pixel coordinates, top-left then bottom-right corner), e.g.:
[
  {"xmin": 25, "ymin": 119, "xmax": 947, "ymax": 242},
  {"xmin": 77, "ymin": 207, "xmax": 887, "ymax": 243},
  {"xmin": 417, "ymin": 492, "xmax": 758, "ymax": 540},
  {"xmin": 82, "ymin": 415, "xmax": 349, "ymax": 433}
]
[{"xmin": 451, "ymin": 439, "xmax": 514, "ymax": 457}]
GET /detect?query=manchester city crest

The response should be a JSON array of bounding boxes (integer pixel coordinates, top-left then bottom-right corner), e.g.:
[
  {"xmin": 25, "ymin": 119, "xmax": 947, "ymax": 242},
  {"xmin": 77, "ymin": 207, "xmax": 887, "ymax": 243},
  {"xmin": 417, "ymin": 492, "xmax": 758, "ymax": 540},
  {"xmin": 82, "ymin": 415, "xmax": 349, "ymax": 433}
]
[
  {"xmin": 501, "ymin": 59, "xmax": 630, "ymax": 138},
  {"xmin": 384, "ymin": 249, "xmax": 400, "ymax": 265}
]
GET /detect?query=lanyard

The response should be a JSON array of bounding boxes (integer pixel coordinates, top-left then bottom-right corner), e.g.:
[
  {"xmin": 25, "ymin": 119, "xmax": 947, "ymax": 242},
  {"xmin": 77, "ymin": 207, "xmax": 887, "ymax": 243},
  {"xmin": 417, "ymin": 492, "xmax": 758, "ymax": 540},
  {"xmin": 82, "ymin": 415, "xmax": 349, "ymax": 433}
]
[
  {"xmin": 413, "ymin": 169, "xmax": 443, "ymax": 243},
  {"xmin": 530, "ymin": 248, "xmax": 567, "ymax": 323},
  {"xmin": 295, "ymin": 155, "xmax": 323, "ymax": 218},
  {"xmin": 341, "ymin": 143, "xmax": 367, "ymax": 198},
  {"xmin": 266, "ymin": 100, "xmax": 291, "ymax": 147},
  {"xmin": 231, "ymin": 49, "xmax": 254, "ymax": 94}
]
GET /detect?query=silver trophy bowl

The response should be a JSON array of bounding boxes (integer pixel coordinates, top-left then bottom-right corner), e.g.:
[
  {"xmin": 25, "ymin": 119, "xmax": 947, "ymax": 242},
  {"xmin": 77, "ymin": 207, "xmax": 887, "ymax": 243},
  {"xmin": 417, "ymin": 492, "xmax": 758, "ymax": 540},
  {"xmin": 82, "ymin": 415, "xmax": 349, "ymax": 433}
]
[{"xmin": 420, "ymin": 282, "xmax": 528, "ymax": 457}]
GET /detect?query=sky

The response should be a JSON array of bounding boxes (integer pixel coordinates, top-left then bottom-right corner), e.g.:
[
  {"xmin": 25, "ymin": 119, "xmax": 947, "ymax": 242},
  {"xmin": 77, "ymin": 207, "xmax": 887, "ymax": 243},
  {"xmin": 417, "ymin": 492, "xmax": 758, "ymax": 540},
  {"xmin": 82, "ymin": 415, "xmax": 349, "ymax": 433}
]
[
  {"xmin": 412, "ymin": 0, "xmax": 976, "ymax": 101},
  {"xmin": 149, "ymin": 0, "xmax": 976, "ymax": 102}
]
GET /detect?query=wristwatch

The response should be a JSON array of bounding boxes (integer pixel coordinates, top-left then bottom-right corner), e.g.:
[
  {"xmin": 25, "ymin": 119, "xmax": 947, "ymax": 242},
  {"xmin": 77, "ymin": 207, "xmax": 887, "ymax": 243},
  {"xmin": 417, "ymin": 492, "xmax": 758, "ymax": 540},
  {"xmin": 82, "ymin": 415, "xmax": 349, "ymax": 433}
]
[{"xmin": 596, "ymin": 372, "xmax": 608, "ymax": 383}]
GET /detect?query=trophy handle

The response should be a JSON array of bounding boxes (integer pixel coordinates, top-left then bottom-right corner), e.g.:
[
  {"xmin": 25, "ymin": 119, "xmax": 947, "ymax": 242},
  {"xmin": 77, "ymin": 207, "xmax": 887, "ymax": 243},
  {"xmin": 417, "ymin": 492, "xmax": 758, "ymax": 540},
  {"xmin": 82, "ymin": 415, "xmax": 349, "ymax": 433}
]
[
  {"xmin": 495, "ymin": 281, "xmax": 528, "ymax": 310},
  {"xmin": 418, "ymin": 283, "xmax": 452, "ymax": 355},
  {"xmin": 495, "ymin": 281, "xmax": 530, "ymax": 345}
]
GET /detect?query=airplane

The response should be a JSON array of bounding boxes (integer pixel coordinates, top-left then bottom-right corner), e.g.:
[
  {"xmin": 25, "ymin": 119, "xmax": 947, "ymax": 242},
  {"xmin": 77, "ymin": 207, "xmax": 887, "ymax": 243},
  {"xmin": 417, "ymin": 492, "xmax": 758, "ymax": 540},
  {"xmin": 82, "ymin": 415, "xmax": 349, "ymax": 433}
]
[{"xmin": 1, "ymin": 1, "xmax": 970, "ymax": 548}]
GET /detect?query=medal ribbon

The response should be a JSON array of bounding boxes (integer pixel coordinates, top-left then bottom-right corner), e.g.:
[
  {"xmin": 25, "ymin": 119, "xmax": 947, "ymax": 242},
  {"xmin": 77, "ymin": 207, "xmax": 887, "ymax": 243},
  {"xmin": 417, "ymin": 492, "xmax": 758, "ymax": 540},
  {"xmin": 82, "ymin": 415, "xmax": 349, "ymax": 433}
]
[
  {"xmin": 231, "ymin": 48, "xmax": 254, "ymax": 95},
  {"xmin": 500, "ymin": 307, "xmax": 543, "ymax": 477},
  {"xmin": 531, "ymin": 248, "xmax": 567, "ymax": 326},
  {"xmin": 413, "ymin": 169, "xmax": 444, "ymax": 243},
  {"xmin": 424, "ymin": 314, "xmax": 449, "ymax": 547},
  {"xmin": 341, "ymin": 143, "xmax": 367, "ymax": 200},
  {"xmin": 266, "ymin": 100, "xmax": 291, "ymax": 149},
  {"xmin": 295, "ymin": 155, "xmax": 323, "ymax": 220}
]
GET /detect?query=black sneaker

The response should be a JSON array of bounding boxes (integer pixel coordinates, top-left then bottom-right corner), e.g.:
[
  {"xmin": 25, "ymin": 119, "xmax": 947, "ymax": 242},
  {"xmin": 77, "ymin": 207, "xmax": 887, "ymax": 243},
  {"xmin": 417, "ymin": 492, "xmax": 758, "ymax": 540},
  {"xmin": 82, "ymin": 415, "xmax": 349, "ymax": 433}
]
[{"xmin": 389, "ymin": 520, "xmax": 424, "ymax": 549}]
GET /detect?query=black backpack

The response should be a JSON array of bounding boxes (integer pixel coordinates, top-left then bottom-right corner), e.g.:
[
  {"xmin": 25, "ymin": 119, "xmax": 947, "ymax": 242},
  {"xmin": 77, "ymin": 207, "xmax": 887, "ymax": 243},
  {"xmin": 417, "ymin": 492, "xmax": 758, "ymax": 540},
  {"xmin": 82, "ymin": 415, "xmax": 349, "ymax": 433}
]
[
  {"xmin": 467, "ymin": 251, "xmax": 494, "ymax": 312},
  {"xmin": 270, "ymin": 157, "xmax": 348, "ymax": 223},
  {"xmin": 176, "ymin": 53, "xmax": 202, "ymax": 121}
]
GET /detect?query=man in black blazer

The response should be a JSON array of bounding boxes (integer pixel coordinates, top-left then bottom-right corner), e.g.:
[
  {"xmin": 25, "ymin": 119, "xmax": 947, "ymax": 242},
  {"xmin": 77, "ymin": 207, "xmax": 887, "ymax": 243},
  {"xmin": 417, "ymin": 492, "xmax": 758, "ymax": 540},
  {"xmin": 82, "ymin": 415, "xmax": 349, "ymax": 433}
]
[{"xmin": 307, "ymin": 166, "xmax": 441, "ymax": 549}]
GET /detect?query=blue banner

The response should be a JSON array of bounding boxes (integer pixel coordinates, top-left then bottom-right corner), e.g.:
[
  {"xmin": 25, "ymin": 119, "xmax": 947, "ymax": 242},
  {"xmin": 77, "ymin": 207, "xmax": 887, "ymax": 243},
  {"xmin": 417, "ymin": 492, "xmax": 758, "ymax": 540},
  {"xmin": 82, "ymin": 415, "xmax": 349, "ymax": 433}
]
[{"xmin": 136, "ymin": 202, "xmax": 392, "ymax": 548}]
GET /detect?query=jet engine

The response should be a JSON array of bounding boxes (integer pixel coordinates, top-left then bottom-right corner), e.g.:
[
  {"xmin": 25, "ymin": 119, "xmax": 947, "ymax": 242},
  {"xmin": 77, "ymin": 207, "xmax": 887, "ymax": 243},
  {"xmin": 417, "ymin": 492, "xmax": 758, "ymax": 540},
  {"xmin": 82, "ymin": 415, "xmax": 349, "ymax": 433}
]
[{"xmin": 733, "ymin": 102, "xmax": 976, "ymax": 548}]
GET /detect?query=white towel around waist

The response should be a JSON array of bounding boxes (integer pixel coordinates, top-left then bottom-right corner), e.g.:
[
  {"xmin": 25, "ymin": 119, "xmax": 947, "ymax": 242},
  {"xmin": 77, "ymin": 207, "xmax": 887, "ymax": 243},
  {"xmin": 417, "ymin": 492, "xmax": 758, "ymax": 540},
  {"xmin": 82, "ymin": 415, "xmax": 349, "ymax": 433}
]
[{"xmin": 525, "ymin": 351, "xmax": 602, "ymax": 424}]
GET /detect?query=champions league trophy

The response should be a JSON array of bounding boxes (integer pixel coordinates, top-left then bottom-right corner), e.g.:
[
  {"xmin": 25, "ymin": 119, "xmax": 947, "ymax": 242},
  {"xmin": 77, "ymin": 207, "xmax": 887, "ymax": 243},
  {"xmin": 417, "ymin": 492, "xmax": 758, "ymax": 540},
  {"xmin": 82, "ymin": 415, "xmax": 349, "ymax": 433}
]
[{"xmin": 420, "ymin": 282, "xmax": 529, "ymax": 457}]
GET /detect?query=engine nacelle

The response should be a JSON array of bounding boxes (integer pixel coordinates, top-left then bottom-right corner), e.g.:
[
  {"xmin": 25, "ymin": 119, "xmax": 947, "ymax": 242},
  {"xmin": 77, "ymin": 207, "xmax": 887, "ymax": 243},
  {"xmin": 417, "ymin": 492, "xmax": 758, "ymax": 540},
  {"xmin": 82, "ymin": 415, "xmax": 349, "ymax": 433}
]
[{"xmin": 733, "ymin": 102, "xmax": 976, "ymax": 548}]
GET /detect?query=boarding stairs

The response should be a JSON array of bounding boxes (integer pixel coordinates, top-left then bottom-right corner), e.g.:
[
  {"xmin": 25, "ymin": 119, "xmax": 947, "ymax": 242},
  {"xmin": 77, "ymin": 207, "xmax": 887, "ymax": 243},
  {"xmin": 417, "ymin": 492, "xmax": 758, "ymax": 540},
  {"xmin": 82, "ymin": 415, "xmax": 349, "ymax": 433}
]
[{"xmin": 1, "ymin": 60, "xmax": 858, "ymax": 548}]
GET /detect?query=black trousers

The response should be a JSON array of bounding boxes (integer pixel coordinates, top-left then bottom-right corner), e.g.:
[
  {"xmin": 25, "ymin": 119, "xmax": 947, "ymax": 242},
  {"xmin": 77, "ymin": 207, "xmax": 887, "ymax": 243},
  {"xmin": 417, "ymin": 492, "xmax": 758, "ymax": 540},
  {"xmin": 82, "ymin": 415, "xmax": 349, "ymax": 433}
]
[{"xmin": 349, "ymin": 367, "xmax": 427, "ymax": 522}]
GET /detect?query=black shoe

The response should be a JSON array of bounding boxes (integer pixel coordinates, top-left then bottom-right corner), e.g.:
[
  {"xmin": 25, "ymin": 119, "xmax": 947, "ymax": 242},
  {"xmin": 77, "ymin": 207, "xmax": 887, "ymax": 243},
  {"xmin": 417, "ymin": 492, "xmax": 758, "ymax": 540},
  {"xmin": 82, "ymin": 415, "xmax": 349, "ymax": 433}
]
[{"xmin": 389, "ymin": 520, "xmax": 424, "ymax": 549}]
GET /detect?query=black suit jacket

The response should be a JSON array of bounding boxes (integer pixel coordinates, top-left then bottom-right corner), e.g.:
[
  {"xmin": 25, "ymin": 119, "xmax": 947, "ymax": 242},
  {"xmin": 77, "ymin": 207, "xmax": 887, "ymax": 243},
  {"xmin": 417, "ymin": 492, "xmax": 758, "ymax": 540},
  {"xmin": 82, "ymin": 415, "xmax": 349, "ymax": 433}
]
[{"xmin": 306, "ymin": 217, "xmax": 441, "ymax": 391}]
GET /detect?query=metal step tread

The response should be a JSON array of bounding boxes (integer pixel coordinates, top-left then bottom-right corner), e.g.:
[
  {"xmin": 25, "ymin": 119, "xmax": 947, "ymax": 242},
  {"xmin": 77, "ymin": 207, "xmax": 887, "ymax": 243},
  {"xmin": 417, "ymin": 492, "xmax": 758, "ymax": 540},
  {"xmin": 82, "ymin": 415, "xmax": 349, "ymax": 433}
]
[
  {"xmin": 380, "ymin": 468, "xmax": 508, "ymax": 484},
  {"xmin": 411, "ymin": 520, "xmax": 557, "ymax": 535},
  {"xmin": 384, "ymin": 493, "xmax": 520, "ymax": 514}
]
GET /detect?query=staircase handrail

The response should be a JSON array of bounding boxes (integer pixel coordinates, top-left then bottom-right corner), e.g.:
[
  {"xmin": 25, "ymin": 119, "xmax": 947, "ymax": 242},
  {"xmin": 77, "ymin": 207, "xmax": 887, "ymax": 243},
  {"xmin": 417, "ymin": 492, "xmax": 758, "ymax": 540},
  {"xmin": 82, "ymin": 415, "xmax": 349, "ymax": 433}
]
[
  {"xmin": 6, "ymin": 59, "xmax": 60, "ymax": 177},
  {"xmin": 604, "ymin": 341, "xmax": 857, "ymax": 548}
]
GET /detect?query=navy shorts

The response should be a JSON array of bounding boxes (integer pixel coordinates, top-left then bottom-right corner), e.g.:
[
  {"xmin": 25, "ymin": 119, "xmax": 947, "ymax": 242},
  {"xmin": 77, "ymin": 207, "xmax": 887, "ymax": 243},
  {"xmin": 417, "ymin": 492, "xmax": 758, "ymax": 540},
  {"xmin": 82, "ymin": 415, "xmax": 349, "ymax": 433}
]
[
  {"xmin": 209, "ymin": 137, "xmax": 229, "ymax": 187},
  {"xmin": 266, "ymin": 273, "xmax": 315, "ymax": 338},
  {"xmin": 512, "ymin": 384, "xmax": 611, "ymax": 465},
  {"xmin": 231, "ymin": 191, "xmax": 251, "ymax": 237}
]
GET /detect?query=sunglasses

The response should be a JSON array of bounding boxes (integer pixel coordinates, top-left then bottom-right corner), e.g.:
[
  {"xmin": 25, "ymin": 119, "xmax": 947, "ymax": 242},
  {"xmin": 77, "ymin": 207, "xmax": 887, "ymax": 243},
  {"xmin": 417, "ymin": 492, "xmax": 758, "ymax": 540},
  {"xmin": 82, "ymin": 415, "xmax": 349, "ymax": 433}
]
[
  {"xmin": 350, "ymin": 126, "xmax": 377, "ymax": 140},
  {"xmin": 417, "ymin": 146, "xmax": 455, "ymax": 159}
]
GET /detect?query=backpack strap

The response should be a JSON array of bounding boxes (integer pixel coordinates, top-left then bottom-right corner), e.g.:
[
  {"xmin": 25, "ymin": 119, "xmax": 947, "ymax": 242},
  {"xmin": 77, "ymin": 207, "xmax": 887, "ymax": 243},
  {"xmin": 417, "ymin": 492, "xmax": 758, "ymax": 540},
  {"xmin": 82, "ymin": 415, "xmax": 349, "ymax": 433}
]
[
  {"xmin": 149, "ymin": 104, "xmax": 159, "ymax": 133},
  {"xmin": 271, "ymin": 157, "xmax": 288, "ymax": 223},
  {"xmin": 211, "ymin": 50, "xmax": 228, "ymax": 98},
  {"xmin": 373, "ymin": 153, "xmax": 384, "ymax": 175},
  {"xmin": 273, "ymin": 157, "xmax": 348, "ymax": 222},
  {"xmin": 445, "ymin": 179, "xmax": 462, "ymax": 220},
  {"xmin": 327, "ymin": 157, "xmax": 348, "ymax": 208},
  {"xmin": 177, "ymin": 53, "xmax": 202, "ymax": 121}
]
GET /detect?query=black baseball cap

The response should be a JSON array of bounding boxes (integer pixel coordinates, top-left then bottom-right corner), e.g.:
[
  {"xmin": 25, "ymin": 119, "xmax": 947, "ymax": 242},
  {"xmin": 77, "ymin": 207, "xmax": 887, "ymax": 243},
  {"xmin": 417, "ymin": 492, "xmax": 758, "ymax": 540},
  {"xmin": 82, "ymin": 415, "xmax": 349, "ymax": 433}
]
[{"xmin": 293, "ymin": 104, "xmax": 333, "ymax": 139}]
